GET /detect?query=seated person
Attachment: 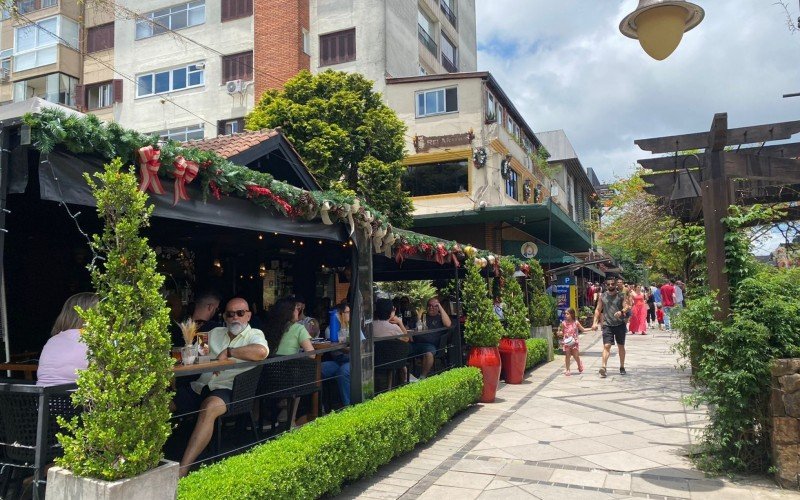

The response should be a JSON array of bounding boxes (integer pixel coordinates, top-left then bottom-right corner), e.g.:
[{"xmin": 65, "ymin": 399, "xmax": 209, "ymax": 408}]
[
  {"xmin": 372, "ymin": 298, "xmax": 408, "ymax": 341},
  {"xmin": 321, "ymin": 302, "xmax": 352, "ymax": 406},
  {"xmin": 176, "ymin": 297, "xmax": 269, "ymax": 477},
  {"xmin": 412, "ymin": 296, "xmax": 453, "ymax": 380},
  {"xmin": 292, "ymin": 295, "xmax": 320, "ymax": 337},
  {"xmin": 169, "ymin": 290, "xmax": 222, "ymax": 346},
  {"xmin": 37, "ymin": 293, "xmax": 99, "ymax": 387}
]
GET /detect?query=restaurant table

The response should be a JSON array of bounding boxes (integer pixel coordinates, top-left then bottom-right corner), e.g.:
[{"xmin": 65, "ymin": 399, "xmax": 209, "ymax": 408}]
[
  {"xmin": 0, "ymin": 362, "xmax": 39, "ymax": 380},
  {"xmin": 373, "ymin": 326, "xmax": 450, "ymax": 342}
]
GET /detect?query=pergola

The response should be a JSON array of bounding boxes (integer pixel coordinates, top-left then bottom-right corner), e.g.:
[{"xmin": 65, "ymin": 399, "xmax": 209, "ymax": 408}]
[{"xmin": 636, "ymin": 113, "xmax": 800, "ymax": 318}]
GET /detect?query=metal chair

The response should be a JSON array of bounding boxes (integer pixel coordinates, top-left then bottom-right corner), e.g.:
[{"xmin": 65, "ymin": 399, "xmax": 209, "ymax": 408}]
[
  {"xmin": 258, "ymin": 357, "xmax": 318, "ymax": 433},
  {"xmin": 434, "ymin": 329, "xmax": 452, "ymax": 372},
  {"xmin": 0, "ymin": 382, "xmax": 78, "ymax": 500},
  {"xmin": 213, "ymin": 365, "xmax": 263, "ymax": 454},
  {"xmin": 374, "ymin": 340, "xmax": 410, "ymax": 391}
]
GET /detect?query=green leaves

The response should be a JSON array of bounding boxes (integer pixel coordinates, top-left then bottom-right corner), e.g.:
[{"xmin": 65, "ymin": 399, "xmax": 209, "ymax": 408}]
[
  {"xmin": 462, "ymin": 261, "xmax": 502, "ymax": 348},
  {"xmin": 525, "ymin": 338, "xmax": 548, "ymax": 370},
  {"xmin": 177, "ymin": 368, "xmax": 483, "ymax": 500},
  {"xmin": 56, "ymin": 159, "xmax": 173, "ymax": 480},
  {"xmin": 500, "ymin": 258, "xmax": 530, "ymax": 339}
]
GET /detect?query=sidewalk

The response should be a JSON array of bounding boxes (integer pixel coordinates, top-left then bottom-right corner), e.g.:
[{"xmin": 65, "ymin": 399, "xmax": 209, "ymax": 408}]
[{"xmin": 338, "ymin": 328, "xmax": 798, "ymax": 499}]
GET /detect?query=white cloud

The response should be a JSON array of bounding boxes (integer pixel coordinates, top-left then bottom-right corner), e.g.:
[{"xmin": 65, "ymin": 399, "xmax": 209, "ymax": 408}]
[{"xmin": 476, "ymin": 1, "xmax": 800, "ymax": 183}]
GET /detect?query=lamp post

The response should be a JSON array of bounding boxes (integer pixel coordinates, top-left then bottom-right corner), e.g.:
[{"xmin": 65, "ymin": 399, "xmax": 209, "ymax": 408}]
[
  {"xmin": 620, "ymin": 0, "xmax": 705, "ymax": 60},
  {"xmin": 547, "ymin": 180, "xmax": 558, "ymax": 273}
]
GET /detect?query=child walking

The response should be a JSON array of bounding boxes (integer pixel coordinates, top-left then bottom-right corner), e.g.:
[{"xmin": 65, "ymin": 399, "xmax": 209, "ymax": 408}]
[{"xmin": 557, "ymin": 308, "xmax": 587, "ymax": 376}]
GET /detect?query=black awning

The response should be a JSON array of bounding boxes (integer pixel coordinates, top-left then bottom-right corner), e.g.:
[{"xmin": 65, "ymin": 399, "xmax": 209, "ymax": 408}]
[{"xmin": 37, "ymin": 149, "xmax": 347, "ymax": 242}]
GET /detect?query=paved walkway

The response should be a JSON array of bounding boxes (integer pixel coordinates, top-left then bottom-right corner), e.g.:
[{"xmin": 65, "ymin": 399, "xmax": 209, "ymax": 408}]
[{"xmin": 338, "ymin": 328, "xmax": 799, "ymax": 499}]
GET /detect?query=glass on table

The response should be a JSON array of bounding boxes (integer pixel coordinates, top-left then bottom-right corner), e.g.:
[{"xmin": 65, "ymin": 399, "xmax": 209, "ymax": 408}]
[
  {"xmin": 170, "ymin": 347, "xmax": 183, "ymax": 364},
  {"xmin": 181, "ymin": 345, "xmax": 198, "ymax": 365}
]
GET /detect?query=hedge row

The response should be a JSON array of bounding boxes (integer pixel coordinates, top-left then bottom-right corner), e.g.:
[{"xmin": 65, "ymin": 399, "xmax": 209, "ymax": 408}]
[
  {"xmin": 177, "ymin": 367, "xmax": 483, "ymax": 500},
  {"xmin": 525, "ymin": 338, "xmax": 548, "ymax": 370}
]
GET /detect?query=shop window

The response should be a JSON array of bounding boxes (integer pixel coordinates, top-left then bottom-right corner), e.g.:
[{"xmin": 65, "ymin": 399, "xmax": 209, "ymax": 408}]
[
  {"xmin": 319, "ymin": 28, "xmax": 355, "ymax": 66},
  {"xmin": 402, "ymin": 160, "xmax": 468, "ymax": 197}
]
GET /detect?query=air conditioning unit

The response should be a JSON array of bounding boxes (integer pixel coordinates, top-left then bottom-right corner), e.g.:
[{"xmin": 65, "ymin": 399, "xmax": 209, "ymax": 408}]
[
  {"xmin": 0, "ymin": 68, "xmax": 10, "ymax": 83},
  {"xmin": 226, "ymin": 79, "xmax": 243, "ymax": 95}
]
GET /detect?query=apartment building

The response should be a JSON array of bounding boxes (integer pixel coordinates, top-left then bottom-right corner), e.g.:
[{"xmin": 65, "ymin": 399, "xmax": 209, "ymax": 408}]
[{"xmin": 384, "ymin": 72, "xmax": 596, "ymax": 260}]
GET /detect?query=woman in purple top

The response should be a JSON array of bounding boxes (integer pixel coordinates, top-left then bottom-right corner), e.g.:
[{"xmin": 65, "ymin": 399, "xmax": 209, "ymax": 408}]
[{"xmin": 37, "ymin": 292, "xmax": 98, "ymax": 387}]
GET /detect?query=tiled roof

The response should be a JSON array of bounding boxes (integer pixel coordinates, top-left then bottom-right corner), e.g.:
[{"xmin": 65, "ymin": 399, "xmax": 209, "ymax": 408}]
[{"xmin": 184, "ymin": 129, "xmax": 280, "ymax": 159}]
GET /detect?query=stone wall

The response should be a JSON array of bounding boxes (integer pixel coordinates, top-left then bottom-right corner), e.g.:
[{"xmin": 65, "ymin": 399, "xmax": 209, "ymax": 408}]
[{"xmin": 770, "ymin": 358, "xmax": 800, "ymax": 489}]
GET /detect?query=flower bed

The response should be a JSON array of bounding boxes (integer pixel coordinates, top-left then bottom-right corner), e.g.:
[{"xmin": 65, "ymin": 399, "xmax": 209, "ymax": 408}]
[
  {"xmin": 177, "ymin": 367, "xmax": 483, "ymax": 499},
  {"xmin": 525, "ymin": 338, "xmax": 548, "ymax": 370}
]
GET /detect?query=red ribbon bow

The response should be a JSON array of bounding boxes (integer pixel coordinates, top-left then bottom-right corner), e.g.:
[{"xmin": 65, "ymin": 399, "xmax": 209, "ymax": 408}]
[
  {"xmin": 394, "ymin": 243, "xmax": 416, "ymax": 265},
  {"xmin": 137, "ymin": 146, "xmax": 165, "ymax": 195},
  {"xmin": 435, "ymin": 243, "xmax": 448, "ymax": 265},
  {"xmin": 172, "ymin": 156, "xmax": 199, "ymax": 205}
]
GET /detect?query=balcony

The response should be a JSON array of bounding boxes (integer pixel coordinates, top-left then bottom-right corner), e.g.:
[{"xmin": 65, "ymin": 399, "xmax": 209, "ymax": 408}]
[
  {"xmin": 439, "ymin": 0, "xmax": 457, "ymax": 29},
  {"xmin": 417, "ymin": 25, "xmax": 437, "ymax": 56},
  {"xmin": 13, "ymin": 72, "xmax": 77, "ymax": 107},
  {"xmin": 441, "ymin": 54, "xmax": 458, "ymax": 73}
]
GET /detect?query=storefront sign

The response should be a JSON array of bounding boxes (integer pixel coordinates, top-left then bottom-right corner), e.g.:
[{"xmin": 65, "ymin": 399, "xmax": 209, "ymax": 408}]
[{"xmin": 413, "ymin": 131, "xmax": 474, "ymax": 152}]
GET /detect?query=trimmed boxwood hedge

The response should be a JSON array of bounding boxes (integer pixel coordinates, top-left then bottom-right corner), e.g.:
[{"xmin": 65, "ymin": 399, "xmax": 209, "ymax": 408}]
[
  {"xmin": 177, "ymin": 367, "xmax": 483, "ymax": 500},
  {"xmin": 525, "ymin": 338, "xmax": 548, "ymax": 370}
]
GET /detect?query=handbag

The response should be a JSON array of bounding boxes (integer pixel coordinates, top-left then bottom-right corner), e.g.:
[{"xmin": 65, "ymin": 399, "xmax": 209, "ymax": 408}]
[{"xmin": 563, "ymin": 336, "xmax": 576, "ymax": 347}]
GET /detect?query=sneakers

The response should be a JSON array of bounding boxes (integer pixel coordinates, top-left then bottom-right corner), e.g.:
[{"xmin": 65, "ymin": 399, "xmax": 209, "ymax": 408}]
[
  {"xmin": 620, "ymin": 367, "xmax": 627, "ymax": 375},
  {"xmin": 408, "ymin": 375, "xmax": 419, "ymax": 383},
  {"xmin": 599, "ymin": 367, "xmax": 607, "ymax": 378}
]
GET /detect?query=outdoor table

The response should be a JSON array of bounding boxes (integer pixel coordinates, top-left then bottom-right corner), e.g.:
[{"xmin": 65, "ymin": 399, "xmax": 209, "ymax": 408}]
[
  {"xmin": 373, "ymin": 326, "xmax": 450, "ymax": 342},
  {"xmin": 0, "ymin": 362, "xmax": 39, "ymax": 380}
]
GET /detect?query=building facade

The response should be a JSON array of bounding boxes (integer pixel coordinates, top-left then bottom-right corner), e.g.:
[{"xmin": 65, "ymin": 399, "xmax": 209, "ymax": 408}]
[{"xmin": 0, "ymin": 0, "xmax": 476, "ymax": 140}]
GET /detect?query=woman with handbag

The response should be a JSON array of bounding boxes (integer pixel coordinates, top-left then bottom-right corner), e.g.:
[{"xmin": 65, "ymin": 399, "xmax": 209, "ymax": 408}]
[{"xmin": 557, "ymin": 308, "xmax": 587, "ymax": 376}]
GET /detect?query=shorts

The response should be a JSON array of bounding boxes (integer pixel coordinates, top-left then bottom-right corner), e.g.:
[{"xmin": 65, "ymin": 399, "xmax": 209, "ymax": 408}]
[
  {"xmin": 409, "ymin": 341, "xmax": 437, "ymax": 359},
  {"xmin": 602, "ymin": 324, "xmax": 627, "ymax": 346},
  {"xmin": 174, "ymin": 385, "xmax": 233, "ymax": 417}
]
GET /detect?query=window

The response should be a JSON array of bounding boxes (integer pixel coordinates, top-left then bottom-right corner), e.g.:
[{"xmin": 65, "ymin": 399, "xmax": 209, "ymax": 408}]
[
  {"xmin": 417, "ymin": 9, "xmax": 436, "ymax": 55},
  {"xmin": 13, "ymin": 72, "xmax": 76, "ymax": 105},
  {"xmin": 486, "ymin": 91, "xmax": 495, "ymax": 118},
  {"xmin": 221, "ymin": 0, "xmax": 251, "ymax": 21},
  {"xmin": 441, "ymin": 33, "xmax": 457, "ymax": 72},
  {"xmin": 137, "ymin": 63, "xmax": 204, "ymax": 97},
  {"xmin": 319, "ymin": 28, "xmax": 355, "ymax": 66},
  {"xmin": 217, "ymin": 117, "xmax": 244, "ymax": 136},
  {"xmin": 505, "ymin": 168, "xmax": 519, "ymax": 200},
  {"xmin": 302, "ymin": 28, "xmax": 310, "ymax": 55},
  {"xmin": 86, "ymin": 82, "xmax": 112, "ymax": 109},
  {"xmin": 14, "ymin": 16, "xmax": 78, "ymax": 72},
  {"xmin": 14, "ymin": 0, "xmax": 56, "ymax": 14},
  {"xmin": 152, "ymin": 124, "xmax": 205, "ymax": 142},
  {"xmin": 402, "ymin": 160, "xmax": 468, "ymax": 197},
  {"xmin": 136, "ymin": 1, "xmax": 205, "ymax": 40},
  {"xmin": 496, "ymin": 105, "xmax": 503, "ymax": 126},
  {"xmin": 0, "ymin": 49, "xmax": 12, "ymax": 80},
  {"xmin": 221, "ymin": 51, "xmax": 252, "ymax": 82},
  {"xmin": 415, "ymin": 87, "xmax": 457, "ymax": 118},
  {"xmin": 87, "ymin": 22, "xmax": 114, "ymax": 53},
  {"xmin": 439, "ymin": 0, "xmax": 457, "ymax": 27}
]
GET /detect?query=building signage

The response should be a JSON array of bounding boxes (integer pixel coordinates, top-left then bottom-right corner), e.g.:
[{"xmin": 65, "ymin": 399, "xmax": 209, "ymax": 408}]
[
  {"xmin": 520, "ymin": 241, "xmax": 538, "ymax": 259},
  {"xmin": 413, "ymin": 131, "xmax": 474, "ymax": 152}
]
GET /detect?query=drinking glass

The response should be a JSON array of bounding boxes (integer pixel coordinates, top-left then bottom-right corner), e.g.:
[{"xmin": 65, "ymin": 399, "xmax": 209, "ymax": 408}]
[{"xmin": 181, "ymin": 345, "xmax": 198, "ymax": 365}]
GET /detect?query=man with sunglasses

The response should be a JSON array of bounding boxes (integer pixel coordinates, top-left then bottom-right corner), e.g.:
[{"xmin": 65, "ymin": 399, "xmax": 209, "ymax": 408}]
[{"xmin": 178, "ymin": 297, "xmax": 269, "ymax": 476}]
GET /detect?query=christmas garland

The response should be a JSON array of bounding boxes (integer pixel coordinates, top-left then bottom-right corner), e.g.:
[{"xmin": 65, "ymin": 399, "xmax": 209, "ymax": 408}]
[{"xmin": 23, "ymin": 109, "xmax": 504, "ymax": 267}]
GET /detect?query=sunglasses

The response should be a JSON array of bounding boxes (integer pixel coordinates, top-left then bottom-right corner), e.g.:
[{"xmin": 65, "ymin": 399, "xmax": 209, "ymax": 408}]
[{"xmin": 224, "ymin": 309, "xmax": 250, "ymax": 318}]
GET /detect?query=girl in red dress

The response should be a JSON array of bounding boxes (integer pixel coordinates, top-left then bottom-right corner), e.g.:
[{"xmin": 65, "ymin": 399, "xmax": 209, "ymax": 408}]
[{"xmin": 557, "ymin": 308, "xmax": 587, "ymax": 376}]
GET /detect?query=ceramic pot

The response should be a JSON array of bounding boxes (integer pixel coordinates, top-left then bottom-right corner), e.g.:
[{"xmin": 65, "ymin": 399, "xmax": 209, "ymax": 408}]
[
  {"xmin": 467, "ymin": 346, "xmax": 501, "ymax": 403},
  {"xmin": 499, "ymin": 338, "xmax": 527, "ymax": 384}
]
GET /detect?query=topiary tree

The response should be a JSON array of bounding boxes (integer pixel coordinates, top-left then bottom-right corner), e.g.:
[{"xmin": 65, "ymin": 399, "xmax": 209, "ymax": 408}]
[
  {"xmin": 526, "ymin": 260, "xmax": 551, "ymax": 327},
  {"xmin": 499, "ymin": 258, "xmax": 530, "ymax": 339},
  {"xmin": 462, "ymin": 261, "xmax": 501, "ymax": 347},
  {"xmin": 57, "ymin": 158, "xmax": 173, "ymax": 480}
]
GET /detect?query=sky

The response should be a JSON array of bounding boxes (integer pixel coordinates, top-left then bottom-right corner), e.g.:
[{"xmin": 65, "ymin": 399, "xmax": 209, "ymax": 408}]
[{"xmin": 475, "ymin": 0, "xmax": 800, "ymax": 253}]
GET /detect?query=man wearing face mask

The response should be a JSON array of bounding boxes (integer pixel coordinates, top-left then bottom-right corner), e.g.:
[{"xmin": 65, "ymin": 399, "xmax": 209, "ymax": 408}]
[
  {"xmin": 177, "ymin": 297, "xmax": 269, "ymax": 476},
  {"xmin": 592, "ymin": 278, "xmax": 629, "ymax": 378}
]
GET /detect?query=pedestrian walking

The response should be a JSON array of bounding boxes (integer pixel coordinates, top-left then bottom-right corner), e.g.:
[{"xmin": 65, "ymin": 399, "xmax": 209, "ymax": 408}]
[
  {"xmin": 674, "ymin": 281, "xmax": 684, "ymax": 308},
  {"xmin": 646, "ymin": 288, "xmax": 656, "ymax": 327},
  {"xmin": 659, "ymin": 279, "xmax": 677, "ymax": 331},
  {"xmin": 557, "ymin": 308, "xmax": 586, "ymax": 376},
  {"xmin": 628, "ymin": 285, "xmax": 648, "ymax": 334},
  {"xmin": 592, "ymin": 278, "xmax": 629, "ymax": 378}
]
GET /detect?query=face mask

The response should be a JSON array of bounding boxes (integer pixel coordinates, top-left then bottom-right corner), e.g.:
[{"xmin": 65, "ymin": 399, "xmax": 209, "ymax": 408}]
[{"xmin": 228, "ymin": 322, "xmax": 245, "ymax": 336}]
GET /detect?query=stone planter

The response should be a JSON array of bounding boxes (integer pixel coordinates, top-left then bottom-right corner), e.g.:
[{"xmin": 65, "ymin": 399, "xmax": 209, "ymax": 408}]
[
  {"xmin": 770, "ymin": 359, "xmax": 800, "ymax": 489},
  {"xmin": 530, "ymin": 325, "xmax": 554, "ymax": 361},
  {"xmin": 499, "ymin": 338, "xmax": 527, "ymax": 384},
  {"xmin": 46, "ymin": 460, "xmax": 179, "ymax": 500},
  {"xmin": 467, "ymin": 346, "xmax": 501, "ymax": 403}
]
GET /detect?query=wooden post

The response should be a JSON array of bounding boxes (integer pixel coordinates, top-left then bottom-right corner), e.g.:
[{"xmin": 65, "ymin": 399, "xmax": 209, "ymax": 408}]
[{"xmin": 700, "ymin": 113, "xmax": 731, "ymax": 320}]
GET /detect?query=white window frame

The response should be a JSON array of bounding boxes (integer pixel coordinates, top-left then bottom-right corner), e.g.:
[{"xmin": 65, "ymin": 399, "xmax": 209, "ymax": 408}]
[
  {"xmin": 13, "ymin": 15, "xmax": 78, "ymax": 72},
  {"xmin": 415, "ymin": 86, "xmax": 458, "ymax": 118},
  {"xmin": 87, "ymin": 82, "xmax": 113, "ymax": 110},
  {"xmin": 136, "ymin": 62, "xmax": 204, "ymax": 98},
  {"xmin": 153, "ymin": 124, "xmax": 205, "ymax": 142},
  {"xmin": 136, "ymin": 1, "xmax": 205, "ymax": 40}
]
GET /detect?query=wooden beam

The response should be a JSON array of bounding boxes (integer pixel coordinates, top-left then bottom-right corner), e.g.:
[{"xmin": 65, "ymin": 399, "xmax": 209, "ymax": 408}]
[
  {"xmin": 724, "ymin": 154, "xmax": 800, "ymax": 184},
  {"xmin": 635, "ymin": 118, "xmax": 800, "ymax": 154},
  {"xmin": 703, "ymin": 114, "xmax": 731, "ymax": 321},
  {"xmin": 637, "ymin": 142, "xmax": 800, "ymax": 172}
]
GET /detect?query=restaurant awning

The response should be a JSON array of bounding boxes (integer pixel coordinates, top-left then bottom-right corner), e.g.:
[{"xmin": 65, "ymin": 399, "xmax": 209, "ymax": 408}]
[{"xmin": 412, "ymin": 201, "xmax": 593, "ymax": 253}]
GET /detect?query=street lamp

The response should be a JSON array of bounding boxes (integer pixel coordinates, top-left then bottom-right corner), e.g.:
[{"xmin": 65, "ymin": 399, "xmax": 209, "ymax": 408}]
[{"xmin": 620, "ymin": 0, "xmax": 705, "ymax": 60}]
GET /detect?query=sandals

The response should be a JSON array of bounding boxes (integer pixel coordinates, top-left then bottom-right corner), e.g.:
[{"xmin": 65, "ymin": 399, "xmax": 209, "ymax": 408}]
[
  {"xmin": 577, "ymin": 359, "xmax": 584, "ymax": 373},
  {"xmin": 599, "ymin": 367, "xmax": 607, "ymax": 378},
  {"xmin": 564, "ymin": 370, "xmax": 572, "ymax": 376}
]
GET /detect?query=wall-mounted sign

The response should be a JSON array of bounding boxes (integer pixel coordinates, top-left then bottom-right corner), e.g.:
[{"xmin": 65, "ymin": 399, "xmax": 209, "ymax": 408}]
[
  {"xmin": 521, "ymin": 241, "xmax": 538, "ymax": 259},
  {"xmin": 413, "ymin": 130, "xmax": 474, "ymax": 152}
]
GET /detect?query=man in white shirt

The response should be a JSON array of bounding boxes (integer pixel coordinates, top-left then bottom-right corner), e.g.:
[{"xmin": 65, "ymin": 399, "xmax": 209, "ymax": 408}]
[{"xmin": 177, "ymin": 297, "xmax": 269, "ymax": 476}]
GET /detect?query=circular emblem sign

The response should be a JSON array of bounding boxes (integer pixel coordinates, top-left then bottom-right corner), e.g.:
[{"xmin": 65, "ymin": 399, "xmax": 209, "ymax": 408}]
[{"xmin": 521, "ymin": 241, "xmax": 538, "ymax": 259}]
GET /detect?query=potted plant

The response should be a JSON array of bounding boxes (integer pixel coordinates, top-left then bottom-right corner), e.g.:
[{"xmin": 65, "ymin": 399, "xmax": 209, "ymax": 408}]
[
  {"xmin": 463, "ymin": 258, "xmax": 502, "ymax": 403},
  {"xmin": 48, "ymin": 159, "xmax": 176, "ymax": 499},
  {"xmin": 498, "ymin": 258, "xmax": 529, "ymax": 384},
  {"xmin": 526, "ymin": 260, "xmax": 555, "ymax": 362}
]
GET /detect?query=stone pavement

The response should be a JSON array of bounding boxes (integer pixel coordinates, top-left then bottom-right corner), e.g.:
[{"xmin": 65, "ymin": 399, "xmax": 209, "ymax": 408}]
[{"xmin": 338, "ymin": 327, "xmax": 799, "ymax": 499}]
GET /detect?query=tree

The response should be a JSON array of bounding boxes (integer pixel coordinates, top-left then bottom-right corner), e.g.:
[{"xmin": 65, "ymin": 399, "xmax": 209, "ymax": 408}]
[
  {"xmin": 246, "ymin": 70, "xmax": 413, "ymax": 227},
  {"xmin": 462, "ymin": 261, "xmax": 502, "ymax": 347},
  {"xmin": 499, "ymin": 258, "xmax": 530, "ymax": 339},
  {"xmin": 58, "ymin": 159, "xmax": 173, "ymax": 480}
]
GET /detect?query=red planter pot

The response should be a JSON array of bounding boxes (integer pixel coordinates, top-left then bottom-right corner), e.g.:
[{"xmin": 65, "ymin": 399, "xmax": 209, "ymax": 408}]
[
  {"xmin": 467, "ymin": 346, "xmax": 502, "ymax": 403},
  {"xmin": 499, "ymin": 338, "xmax": 527, "ymax": 384}
]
